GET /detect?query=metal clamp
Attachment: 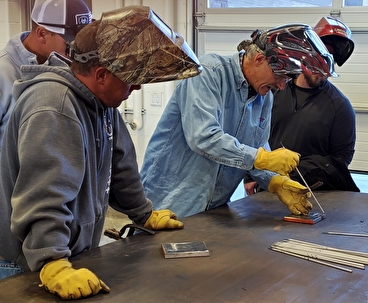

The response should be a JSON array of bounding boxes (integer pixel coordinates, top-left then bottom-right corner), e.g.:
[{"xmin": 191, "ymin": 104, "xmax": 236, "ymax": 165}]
[{"xmin": 104, "ymin": 223, "xmax": 155, "ymax": 240}]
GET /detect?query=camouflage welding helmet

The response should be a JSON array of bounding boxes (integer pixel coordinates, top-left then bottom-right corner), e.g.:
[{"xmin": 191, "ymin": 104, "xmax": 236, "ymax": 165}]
[
  {"xmin": 70, "ymin": 5, "xmax": 202, "ymax": 84},
  {"xmin": 252, "ymin": 23, "xmax": 338, "ymax": 78}
]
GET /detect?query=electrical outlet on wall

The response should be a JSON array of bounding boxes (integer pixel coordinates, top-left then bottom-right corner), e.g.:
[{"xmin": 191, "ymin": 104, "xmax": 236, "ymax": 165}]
[{"xmin": 150, "ymin": 92, "xmax": 162, "ymax": 106}]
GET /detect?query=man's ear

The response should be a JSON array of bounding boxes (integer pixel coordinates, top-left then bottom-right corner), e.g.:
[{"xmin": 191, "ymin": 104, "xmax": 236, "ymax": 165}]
[
  {"xmin": 254, "ymin": 53, "xmax": 267, "ymax": 66},
  {"xmin": 95, "ymin": 67, "xmax": 109, "ymax": 83},
  {"xmin": 35, "ymin": 27, "xmax": 48, "ymax": 44}
]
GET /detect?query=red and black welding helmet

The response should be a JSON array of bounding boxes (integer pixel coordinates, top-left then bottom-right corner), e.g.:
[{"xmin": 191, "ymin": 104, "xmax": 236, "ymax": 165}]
[
  {"xmin": 252, "ymin": 23, "xmax": 337, "ymax": 78},
  {"xmin": 314, "ymin": 16, "xmax": 354, "ymax": 67}
]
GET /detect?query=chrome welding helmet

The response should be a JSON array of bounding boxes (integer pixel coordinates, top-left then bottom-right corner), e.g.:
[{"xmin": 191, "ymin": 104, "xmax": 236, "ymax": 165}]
[
  {"xmin": 69, "ymin": 5, "xmax": 202, "ymax": 84},
  {"xmin": 252, "ymin": 23, "xmax": 337, "ymax": 78},
  {"xmin": 314, "ymin": 16, "xmax": 354, "ymax": 67}
]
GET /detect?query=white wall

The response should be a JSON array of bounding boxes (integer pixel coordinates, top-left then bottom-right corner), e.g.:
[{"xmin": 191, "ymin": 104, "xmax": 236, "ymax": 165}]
[
  {"xmin": 352, "ymin": 112, "xmax": 368, "ymax": 171},
  {"xmin": 0, "ymin": 0, "xmax": 23, "ymax": 49}
]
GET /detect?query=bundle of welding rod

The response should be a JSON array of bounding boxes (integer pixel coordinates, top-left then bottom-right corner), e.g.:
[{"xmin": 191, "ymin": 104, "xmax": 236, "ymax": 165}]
[{"xmin": 270, "ymin": 238, "xmax": 368, "ymax": 273}]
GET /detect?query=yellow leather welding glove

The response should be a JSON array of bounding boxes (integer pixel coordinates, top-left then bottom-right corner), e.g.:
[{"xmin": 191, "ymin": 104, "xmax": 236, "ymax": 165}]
[
  {"xmin": 39, "ymin": 258, "xmax": 110, "ymax": 300},
  {"xmin": 254, "ymin": 147, "xmax": 300, "ymax": 175},
  {"xmin": 268, "ymin": 175, "xmax": 313, "ymax": 215},
  {"xmin": 144, "ymin": 209, "xmax": 184, "ymax": 230}
]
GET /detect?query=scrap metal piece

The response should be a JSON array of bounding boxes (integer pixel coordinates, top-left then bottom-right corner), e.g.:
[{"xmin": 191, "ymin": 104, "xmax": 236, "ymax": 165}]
[{"xmin": 284, "ymin": 211, "xmax": 324, "ymax": 225}]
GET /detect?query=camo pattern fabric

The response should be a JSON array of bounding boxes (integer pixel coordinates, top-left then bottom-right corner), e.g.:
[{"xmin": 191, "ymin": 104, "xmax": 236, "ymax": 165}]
[{"xmin": 96, "ymin": 6, "xmax": 202, "ymax": 84}]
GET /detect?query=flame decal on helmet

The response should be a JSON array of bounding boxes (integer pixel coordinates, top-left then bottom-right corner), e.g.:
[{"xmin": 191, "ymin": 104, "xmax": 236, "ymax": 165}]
[{"xmin": 252, "ymin": 24, "xmax": 338, "ymax": 78}]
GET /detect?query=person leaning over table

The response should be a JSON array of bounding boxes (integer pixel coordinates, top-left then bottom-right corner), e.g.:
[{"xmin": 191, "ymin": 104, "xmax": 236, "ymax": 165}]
[
  {"xmin": 0, "ymin": 0, "xmax": 92, "ymax": 155},
  {"xmin": 0, "ymin": 5, "xmax": 202, "ymax": 300},
  {"xmin": 141, "ymin": 24, "xmax": 337, "ymax": 218},
  {"xmin": 0, "ymin": 0, "xmax": 92, "ymax": 280},
  {"xmin": 244, "ymin": 17, "xmax": 359, "ymax": 196}
]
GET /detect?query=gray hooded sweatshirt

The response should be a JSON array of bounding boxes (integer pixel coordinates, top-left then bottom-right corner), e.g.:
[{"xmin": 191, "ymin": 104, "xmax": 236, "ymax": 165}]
[{"xmin": 0, "ymin": 55, "xmax": 152, "ymax": 271}]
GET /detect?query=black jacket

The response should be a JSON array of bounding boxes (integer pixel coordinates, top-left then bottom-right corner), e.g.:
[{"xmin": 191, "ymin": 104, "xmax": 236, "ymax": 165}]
[{"xmin": 270, "ymin": 79, "xmax": 359, "ymax": 192}]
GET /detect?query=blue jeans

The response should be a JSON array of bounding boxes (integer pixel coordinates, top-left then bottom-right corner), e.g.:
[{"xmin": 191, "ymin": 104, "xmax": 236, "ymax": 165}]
[{"xmin": 0, "ymin": 260, "xmax": 24, "ymax": 280}]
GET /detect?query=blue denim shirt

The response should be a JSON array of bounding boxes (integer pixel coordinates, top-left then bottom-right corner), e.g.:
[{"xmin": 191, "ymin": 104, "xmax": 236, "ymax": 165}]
[{"xmin": 141, "ymin": 52, "xmax": 275, "ymax": 217}]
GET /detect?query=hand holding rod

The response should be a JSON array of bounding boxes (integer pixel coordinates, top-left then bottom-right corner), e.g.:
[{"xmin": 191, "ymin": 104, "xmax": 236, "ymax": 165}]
[
  {"xmin": 280, "ymin": 142, "xmax": 326, "ymax": 216},
  {"xmin": 294, "ymin": 166, "xmax": 326, "ymax": 215}
]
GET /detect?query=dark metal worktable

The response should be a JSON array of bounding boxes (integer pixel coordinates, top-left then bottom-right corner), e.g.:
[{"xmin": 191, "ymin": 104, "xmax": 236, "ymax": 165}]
[{"xmin": 1, "ymin": 191, "xmax": 368, "ymax": 302}]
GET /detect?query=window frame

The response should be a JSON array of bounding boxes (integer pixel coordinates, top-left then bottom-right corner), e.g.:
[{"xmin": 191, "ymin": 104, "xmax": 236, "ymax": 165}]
[{"xmin": 195, "ymin": 0, "xmax": 368, "ymax": 32}]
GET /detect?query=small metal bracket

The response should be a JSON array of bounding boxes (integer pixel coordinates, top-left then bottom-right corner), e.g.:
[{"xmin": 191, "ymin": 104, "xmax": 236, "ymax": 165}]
[
  {"xmin": 193, "ymin": 11, "xmax": 206, "ymax": 18},
  {"xmin": 122, "ymin": 108, "xmax": 146, "ymax": 130},
  {"xmin": 193, "ymin": 11, "xmax": 206, "ymax": 27},
  {"xmin": 330, "ymin": 10, "xmax": 341, "ymax": 17},
  {"xmin": 123, "ymin": 108, "xmax": 146, "ymax": 115}
]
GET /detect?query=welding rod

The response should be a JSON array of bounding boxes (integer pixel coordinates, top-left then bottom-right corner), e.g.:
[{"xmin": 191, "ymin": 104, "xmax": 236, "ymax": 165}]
[
  {"xmin": 280, "ymin": 143, "xmax": 326, "ymax": 215},
  {"xmin": 323, "ymin": 231, "xmax": 368, "ymax": 238},
  {"xmin": 273, "ymin": 241, "xmax": 368, "ymax": 265},
  {"xmin": 270, "ymin": 246, "xmax": 353, "ymax": 273},
  {"xmin": 271, "ymin": 238, "xmax": 368, "ymax": 272},
  {"xmin": 294, "ymin": 166, "xmax": 326, "ymax": 215},
  {"xmin": 271, "ymin": 245, "xmax": 365, "ymax": 269},
  {"xmin": 286, "ymin": 238, "xmax": 368, "ymax": 258}
]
